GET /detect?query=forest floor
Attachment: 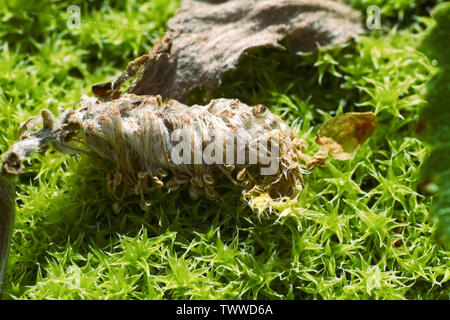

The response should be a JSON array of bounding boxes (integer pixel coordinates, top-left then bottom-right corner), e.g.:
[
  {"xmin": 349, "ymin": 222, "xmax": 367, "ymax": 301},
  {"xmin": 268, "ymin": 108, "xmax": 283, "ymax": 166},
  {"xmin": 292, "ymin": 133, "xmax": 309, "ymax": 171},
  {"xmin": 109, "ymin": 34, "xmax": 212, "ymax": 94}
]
[{"xmin": 0, "ymin": 0, "xmax": 448, "ymax": 299}]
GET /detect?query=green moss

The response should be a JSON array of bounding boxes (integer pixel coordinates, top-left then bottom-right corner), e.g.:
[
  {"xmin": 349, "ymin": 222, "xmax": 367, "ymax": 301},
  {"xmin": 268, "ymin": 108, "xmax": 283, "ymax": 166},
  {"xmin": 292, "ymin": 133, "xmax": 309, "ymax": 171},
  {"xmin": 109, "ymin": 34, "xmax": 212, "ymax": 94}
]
[{"xmin": 0, "ymin": 0, "xmax": 448, "ymax": 300}]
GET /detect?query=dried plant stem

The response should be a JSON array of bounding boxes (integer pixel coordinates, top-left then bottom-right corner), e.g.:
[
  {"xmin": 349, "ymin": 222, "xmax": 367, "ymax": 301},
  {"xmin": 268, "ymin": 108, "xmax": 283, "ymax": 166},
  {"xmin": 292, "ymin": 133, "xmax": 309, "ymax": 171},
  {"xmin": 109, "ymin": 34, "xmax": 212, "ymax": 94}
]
[{"xmin": 0, "ymin": 175, "xmax": 16, "ymax": 296}]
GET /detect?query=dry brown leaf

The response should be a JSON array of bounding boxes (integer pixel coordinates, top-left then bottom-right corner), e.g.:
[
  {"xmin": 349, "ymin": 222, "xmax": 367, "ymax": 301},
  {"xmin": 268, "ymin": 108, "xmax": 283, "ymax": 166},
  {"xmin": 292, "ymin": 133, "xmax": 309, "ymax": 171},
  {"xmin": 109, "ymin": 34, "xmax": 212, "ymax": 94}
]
[
  {"xmin": 124, "ymin": 0, "xmax": 363, "ymax": 103},
  {"xmin": 315, "ymin": 112, "xmax": 377, "ymax": 160}
]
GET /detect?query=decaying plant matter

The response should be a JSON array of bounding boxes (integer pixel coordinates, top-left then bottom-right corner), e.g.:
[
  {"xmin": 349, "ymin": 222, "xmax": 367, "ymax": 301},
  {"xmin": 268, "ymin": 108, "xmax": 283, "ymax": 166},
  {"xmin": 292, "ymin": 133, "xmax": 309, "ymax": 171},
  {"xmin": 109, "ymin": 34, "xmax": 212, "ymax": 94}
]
[
  {"xmin": 316, "ymin": 112, "xmax": 377, "ymax": 160},
  {"xmin": 102, "ymin": 0, "xmax": 364, "ymax": 103}
]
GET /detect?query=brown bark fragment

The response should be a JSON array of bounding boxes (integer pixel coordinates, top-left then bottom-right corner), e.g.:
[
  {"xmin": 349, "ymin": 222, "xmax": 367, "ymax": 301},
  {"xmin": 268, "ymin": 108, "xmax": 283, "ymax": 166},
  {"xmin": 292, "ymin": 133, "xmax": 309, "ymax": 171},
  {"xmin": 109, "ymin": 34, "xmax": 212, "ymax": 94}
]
[{"xmin": 127, "ymin": 0, "xmax": 363, "ymax": 103}]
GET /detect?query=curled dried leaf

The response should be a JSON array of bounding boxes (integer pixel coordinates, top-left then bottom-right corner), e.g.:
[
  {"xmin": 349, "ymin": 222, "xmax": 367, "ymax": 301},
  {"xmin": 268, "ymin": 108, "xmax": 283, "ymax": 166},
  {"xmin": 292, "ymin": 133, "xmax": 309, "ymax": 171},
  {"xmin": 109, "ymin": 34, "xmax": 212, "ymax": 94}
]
[
  {"xmin": 315, "ymin": 112, "xmax": 377, "ymax": 160},
  {"xmin": 123, "ymin": 0, "xmax": 363, "ymax": 102}
]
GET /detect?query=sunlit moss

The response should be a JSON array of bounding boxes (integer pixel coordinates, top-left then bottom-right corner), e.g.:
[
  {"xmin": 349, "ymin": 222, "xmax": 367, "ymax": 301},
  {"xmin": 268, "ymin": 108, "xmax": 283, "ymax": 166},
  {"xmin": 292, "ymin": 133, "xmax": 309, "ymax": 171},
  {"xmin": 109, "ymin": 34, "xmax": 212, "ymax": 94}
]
[{"xmin": 0, "ymin": 0, "xmax": 448, "ymax": 300}]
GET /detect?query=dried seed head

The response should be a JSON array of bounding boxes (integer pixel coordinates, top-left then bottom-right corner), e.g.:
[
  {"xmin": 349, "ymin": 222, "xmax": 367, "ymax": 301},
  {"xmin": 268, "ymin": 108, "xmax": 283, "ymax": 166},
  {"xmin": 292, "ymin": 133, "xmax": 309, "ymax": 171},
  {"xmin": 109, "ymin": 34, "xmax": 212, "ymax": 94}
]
[
  {"xmin": 68, "ymin": 94, "xmax": 310, "ymax": 207},
  {"xmin": 3, "ymin": 93, "xmax": 375, "ymax": 213}
]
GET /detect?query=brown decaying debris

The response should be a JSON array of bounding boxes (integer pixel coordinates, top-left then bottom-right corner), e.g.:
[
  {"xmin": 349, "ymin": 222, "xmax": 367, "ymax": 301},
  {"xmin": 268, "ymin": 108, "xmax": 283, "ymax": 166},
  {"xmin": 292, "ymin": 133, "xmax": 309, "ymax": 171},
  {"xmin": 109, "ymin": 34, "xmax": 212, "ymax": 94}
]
[
  {"xmin": 316, "ymin": 112, "xmax": 377, "ymax": 160},
  {"xmin": 104, "ymin": 0, "xmax": 364, "ymax": 103},
  {"xmin": 2, "ymin": 94, "xmax": 332, "ymax": 211}
]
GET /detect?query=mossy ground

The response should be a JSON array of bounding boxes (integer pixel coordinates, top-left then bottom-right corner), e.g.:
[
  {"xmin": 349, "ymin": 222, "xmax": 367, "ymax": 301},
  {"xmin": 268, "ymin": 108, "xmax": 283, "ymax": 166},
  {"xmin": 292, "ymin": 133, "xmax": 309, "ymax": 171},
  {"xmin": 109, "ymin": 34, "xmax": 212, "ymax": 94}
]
[{"xmin": 0, "ymin": 0, "xmax": 448, "ymax": 299}]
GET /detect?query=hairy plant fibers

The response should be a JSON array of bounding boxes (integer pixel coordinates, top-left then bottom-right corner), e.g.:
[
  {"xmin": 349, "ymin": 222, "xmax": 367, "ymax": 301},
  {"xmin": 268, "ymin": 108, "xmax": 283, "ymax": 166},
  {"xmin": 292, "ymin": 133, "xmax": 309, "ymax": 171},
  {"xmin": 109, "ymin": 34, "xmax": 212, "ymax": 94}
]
[{"xmin": 2, "ymin": 94, "xmax": 328, "ymax": 210}]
